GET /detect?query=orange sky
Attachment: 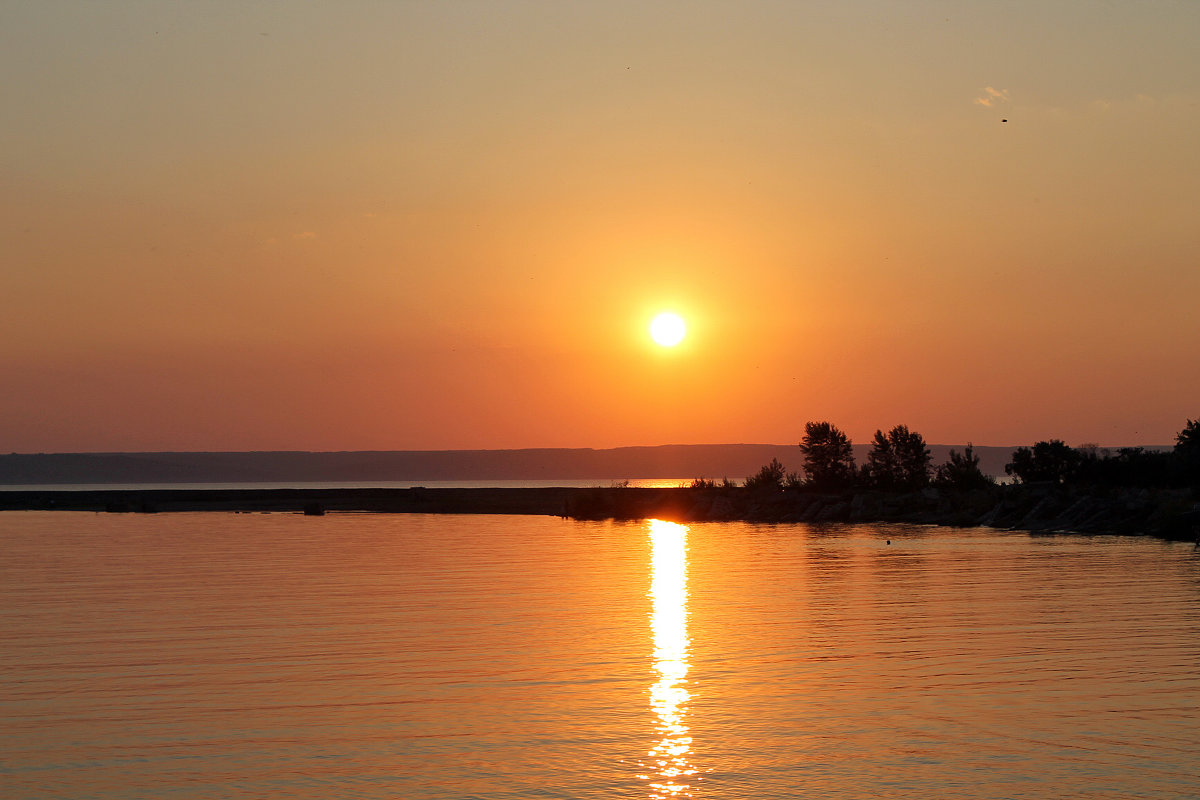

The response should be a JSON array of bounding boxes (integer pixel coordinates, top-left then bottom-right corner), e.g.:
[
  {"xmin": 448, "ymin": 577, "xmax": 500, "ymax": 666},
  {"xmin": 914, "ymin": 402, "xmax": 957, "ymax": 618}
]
[{"xmin": 2, "ymin": 2, "xmax": 1198, "ymax": 452}]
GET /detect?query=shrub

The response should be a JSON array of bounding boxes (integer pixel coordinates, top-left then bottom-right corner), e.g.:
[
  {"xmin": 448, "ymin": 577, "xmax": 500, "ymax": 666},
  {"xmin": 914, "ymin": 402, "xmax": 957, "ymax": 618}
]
[
  {"xmin": 745, "ymin": 458, "xmax": 787, "ymax": 491},
  {"xmin": 1005, "ymin": 440, "xmax": 1081, "ymax": 484},
  {"xmin": 934, "ymin": 444, "xmax": 994, "ymax": 490}
]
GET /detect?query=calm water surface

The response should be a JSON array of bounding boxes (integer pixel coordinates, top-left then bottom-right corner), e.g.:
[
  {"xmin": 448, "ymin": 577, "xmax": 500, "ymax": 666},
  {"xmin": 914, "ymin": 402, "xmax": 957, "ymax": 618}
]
[
  {"xmin": 0, "ymin": 478, "xmax": 692, "ymax": 491},
  {"xmin": 1, "ymin": 512, "xmax": 1197, "ymax": 799}
]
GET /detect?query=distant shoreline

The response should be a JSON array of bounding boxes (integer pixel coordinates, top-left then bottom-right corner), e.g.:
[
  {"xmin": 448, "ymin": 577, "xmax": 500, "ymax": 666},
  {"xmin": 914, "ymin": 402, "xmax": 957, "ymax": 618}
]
[
  {"xmin": 0, "ymin": 445, "xmax": 1026, "ymax": 486},
  {"xmin": 2, "ymin": 485, "xmax": 1195, "ymax": 542}
]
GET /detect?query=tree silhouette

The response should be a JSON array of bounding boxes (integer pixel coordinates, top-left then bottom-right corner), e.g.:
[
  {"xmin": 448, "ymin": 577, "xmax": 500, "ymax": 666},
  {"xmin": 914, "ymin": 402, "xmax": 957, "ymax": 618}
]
[
  {"xmin": 745, "ymin": 458, "xmax": 787, "ymax": 491},
  {"xmin": 1074, "ymin": 446, "xmax": 1174, "ymax": 488},
  {"xmin": 862, "ymin": 430, "xmax": 897, "ymax": 488},
  {"xmin": 1175, "ymin": 418, "xmax": 1200, "ymax": 457},
  {"xmin": 934, "ymin": 443, "xmax": 994, "ymax": 490},
  {"xmin": 799, "ymin": 421, "xmax": 856, "ymax": 490},
  {"xmin": 863, "ymin": 425, "xmax": 931, "ymax": 490},
  {"xmin": 1005, "ymin": 440, "xmax": 1081, "ymax": 484},
  {"xmin": 1175, "ymin": 418, "xmax": 1200, "ymax": 483}
]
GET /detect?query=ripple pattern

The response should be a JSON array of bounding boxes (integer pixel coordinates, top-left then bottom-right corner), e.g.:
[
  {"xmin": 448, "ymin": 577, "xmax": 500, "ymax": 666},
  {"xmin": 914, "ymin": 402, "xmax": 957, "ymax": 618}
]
[{"xmin": 1, "ymin": 512, "xmax": 1197, "ymax": 799}]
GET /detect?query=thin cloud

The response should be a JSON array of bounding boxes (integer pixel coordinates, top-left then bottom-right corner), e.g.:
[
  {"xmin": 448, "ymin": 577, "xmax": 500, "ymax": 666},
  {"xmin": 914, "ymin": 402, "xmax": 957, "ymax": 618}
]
[{"xmin": 974, "ymin": 87, "xmax": 1011, "ymax": 107}]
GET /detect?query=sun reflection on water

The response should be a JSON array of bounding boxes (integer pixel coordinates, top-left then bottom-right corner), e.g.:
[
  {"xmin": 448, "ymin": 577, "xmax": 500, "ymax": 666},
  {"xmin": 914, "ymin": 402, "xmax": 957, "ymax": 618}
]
[{"xmin": 639, "ymin": 519, "xmax": 696, "ymax": 798}]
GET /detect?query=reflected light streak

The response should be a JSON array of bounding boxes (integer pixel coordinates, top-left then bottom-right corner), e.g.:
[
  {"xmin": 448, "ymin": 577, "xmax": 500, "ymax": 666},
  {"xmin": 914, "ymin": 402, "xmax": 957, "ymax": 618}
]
[{"xmin": 640, "ymin": 519, "xmax": 696, "ymax": 798}]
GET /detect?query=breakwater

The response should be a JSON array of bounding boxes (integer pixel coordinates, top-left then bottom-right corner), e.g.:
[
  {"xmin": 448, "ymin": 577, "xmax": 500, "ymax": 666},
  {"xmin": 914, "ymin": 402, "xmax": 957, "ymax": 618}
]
[
  {"xmin": 2, "ymin": 484, "xmax": 1196, "ymax": 541},
  {"xmin": 0, "ymin": 487, "xmax": 577, "ymax": 515},
  {"xmin": 565, "ymin": 484, "xmax": 1199, "ymax": 541}
]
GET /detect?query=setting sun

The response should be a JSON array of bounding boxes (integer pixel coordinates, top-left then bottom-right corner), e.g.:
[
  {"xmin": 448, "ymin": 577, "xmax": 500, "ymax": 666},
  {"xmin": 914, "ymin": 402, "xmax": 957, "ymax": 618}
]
[{"xmin": 649, "ymin": 313, "xmax": 687, "ymax": 347}]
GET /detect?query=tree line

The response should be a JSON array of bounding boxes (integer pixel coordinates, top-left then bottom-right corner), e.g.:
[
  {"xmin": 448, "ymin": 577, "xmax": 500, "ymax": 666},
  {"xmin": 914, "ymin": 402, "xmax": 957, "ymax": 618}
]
[{"xmin": 725, "ymin": 418, "xmax": 1200, "ymax": 493}]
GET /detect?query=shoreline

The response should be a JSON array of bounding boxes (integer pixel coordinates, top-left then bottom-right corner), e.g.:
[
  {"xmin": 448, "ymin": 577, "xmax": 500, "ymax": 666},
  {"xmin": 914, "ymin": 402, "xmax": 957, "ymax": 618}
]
[
  {"xmin": 0, "ymin": 487, "xmax": 578, "ymax": 515},
  {"xmin": 1, "ymin": 484, "xmax": 1196, "ymax": 541}
]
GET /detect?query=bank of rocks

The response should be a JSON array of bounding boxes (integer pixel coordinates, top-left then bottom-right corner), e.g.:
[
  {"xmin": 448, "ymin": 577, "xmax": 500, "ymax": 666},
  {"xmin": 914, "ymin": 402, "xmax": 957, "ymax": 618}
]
[{"xmin": 564, "ymin": 484, "xmax": 1200, "ymax": 541}]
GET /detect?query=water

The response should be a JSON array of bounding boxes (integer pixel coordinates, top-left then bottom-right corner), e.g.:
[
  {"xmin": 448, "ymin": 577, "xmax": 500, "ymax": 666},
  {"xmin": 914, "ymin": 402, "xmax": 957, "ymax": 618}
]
[
  {"xmin": 1, "ymin": 512, "xmax": 1197, "ymax": 799},
  {"xmin": 0, "ymin": 478, "xmax": 692, "ymax": 492}
]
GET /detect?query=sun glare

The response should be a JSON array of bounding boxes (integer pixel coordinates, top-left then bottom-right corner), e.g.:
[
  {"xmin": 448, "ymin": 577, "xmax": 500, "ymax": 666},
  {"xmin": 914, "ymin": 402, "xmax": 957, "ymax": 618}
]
[
  {"xmin": 643, "ymin": 519, "xmax": 694, "ymax": 797},
  {"xmin": 649, "ymin": 313, "xmax": 687, "ymax": 347}
]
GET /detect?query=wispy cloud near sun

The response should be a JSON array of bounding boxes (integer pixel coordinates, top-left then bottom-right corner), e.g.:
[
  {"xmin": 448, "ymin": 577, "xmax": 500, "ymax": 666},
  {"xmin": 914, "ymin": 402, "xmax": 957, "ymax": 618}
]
[{"xmin": 974, "ymin": 87, "xmax": 1011, "ymax": 107}]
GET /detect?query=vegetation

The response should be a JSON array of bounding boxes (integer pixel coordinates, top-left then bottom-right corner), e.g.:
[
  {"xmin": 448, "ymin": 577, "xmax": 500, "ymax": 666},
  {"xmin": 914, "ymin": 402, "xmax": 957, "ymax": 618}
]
[
  {"xmin": 1074, "ymin": 447, "xmax": 1175, "ymax": 488},
  {"xmin": 933, "ymin": 444, "xmax": 994, "ymax": 491},
  {"xmin": 730, "ymin": 417, "xmax": 1200, "ymax": 495},
  {"xmin": 629, "ymin": 417, "xmax": 1198, "ymax": 538},
  {"xmin": 798, "ymin": 421, "xmax": 856, "ymax": 490},
  {"xmin": 744, "ymin": 458, "xmax": 787, "ymax": 491},
  {"xmin": 1004, "ymin": 430, "xmax": 1198, "ymax": 489},
  {"xmin": 653, "ymin": 418, "xmax": 1198, "ymax": 539},
  {"xmin": 862, "ymin": 425, "xmax": 931, "ymax": 490},
  {"xmin": 1176, "ymin": 419, "xmax": 1200, "ymax": 480},
  {"xmin": 1005, "ymin": 440, "xmax": 1080, "ymax": 484},
  {"xmin": 1177, "ymin": 418, "xmax": 1200, "ymax": 454},
  {"xmin": 689, "ymin": 476, "xmax": 738, "ymax": 491}
]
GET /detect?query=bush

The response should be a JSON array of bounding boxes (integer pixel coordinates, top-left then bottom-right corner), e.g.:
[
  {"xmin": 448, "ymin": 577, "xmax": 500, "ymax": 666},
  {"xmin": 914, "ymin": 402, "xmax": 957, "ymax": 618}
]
[
  {"xmin": 1005, "ymin": 440, "xmax": 1081, "ymax": 484},
  {"xmin": 745, "ymin": 458, "xmax": 787, "ymax": 491},
  {"xmin": 934, "ymin": 444, "xmax": 994, "ymax": 491}
]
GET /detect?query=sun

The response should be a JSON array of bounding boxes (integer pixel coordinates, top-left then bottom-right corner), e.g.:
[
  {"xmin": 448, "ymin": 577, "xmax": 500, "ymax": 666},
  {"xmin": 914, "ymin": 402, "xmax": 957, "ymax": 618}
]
[{"xmin": 649, "ymin": 312, "xmax": 687, "ymax": 347}]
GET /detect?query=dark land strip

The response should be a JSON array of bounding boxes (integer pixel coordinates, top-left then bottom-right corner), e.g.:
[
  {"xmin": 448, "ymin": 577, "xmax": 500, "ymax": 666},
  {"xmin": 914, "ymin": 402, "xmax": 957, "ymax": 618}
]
[
  {"xmin": 0, "ymin": 487, "xmax": 577, "ymax": 515},
  {"xmin": 2, "ymin": 485, "xmax": 1197, "ymax": 542}
]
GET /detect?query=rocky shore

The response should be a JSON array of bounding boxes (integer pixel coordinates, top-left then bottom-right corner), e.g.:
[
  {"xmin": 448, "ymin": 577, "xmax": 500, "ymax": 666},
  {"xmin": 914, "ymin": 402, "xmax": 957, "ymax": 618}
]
[
  {"xmin": 0, "ymin": 487, "xmax": 578, "ymax": 516},
  {"xmin": 563, "ymin": 483, "xmax": 1200, "ymax": 542},
  {"xmin": 2, "ymin": 484, "xmax": 1196, "ymax": 541}
]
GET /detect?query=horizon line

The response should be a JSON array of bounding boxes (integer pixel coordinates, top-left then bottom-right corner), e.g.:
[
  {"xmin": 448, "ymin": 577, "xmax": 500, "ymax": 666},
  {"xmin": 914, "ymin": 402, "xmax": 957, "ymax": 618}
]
[{"xmin": 3, "ymin": 442, "xmax": 1175, "ymax": 457}]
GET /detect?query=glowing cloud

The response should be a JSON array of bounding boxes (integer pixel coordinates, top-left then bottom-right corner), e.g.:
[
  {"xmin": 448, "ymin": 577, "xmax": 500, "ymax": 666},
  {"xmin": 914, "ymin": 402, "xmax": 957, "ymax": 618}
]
[{"xmin": 974, "ymin": 86, "xmax": 1011, "ymax": 107}]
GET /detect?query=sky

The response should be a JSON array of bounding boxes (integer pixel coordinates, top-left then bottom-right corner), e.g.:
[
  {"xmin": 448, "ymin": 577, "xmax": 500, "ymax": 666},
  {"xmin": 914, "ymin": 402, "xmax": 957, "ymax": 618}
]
[{"xmin": 2, "ymin": 1, "xmax": 1198, "ymax": 452}]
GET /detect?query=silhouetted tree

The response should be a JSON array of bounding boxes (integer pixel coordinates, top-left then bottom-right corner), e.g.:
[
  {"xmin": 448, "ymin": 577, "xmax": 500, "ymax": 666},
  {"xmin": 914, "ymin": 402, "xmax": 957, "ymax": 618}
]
[
  {"xmin": 862, "ymin": 425, "xmax": 931, "ymax": 490},
  {"xmin": 862, "ymin": 430, "xmax": 897, "ymax": 488},
  {"xmin": 934, "ymin": 443, "xmax": 994, "ymax": 490},
  {"xmin": 799, "ymin": 421, "xmax": 856, "ymax": 490},
  {"xmin": 1005, "ymin": 440, "xmax": 1081, "ymax": 484},
  {"xmin": 1174, "ymin": 418, "xmax": 1200, "ymax": 484},
  {"xmin": 745, "ymin": 458, "xmax": 787, "ymax": 491},
  {"xmin": 1175, "ymin": 419, "xmax": 1200, "ymax": 458},
  {"xmin": 1074, "ymin": 446, "xmax": 1175, "ymax": 488}
]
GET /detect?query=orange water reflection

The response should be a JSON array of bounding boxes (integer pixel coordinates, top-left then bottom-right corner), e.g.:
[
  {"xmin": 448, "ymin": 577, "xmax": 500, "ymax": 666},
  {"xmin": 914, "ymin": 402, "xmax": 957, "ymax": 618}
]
[{"xmin": 638, "ymin": 519, "xmax": 696, "ymax": 798}]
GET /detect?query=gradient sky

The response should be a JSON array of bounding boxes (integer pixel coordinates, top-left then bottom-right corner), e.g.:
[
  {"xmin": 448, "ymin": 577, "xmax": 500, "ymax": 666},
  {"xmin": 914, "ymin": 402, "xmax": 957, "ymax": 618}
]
[{"xmin": 3, "ymin": 1, "xmax": 1198, "ymax": 452}]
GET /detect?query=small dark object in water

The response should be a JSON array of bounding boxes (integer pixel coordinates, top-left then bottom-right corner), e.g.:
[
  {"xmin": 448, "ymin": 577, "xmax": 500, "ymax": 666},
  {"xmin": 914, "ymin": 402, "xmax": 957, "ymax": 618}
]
[
  {"xmin": 1001, "ymin": 119, "xmax": 1008, "ymax": 123},
  {"xmin": 303, "ymin": 502, "xmax": 325, "ymax": 516},
  {"xmin": 886, "ymin": 540, "xmax": 891, "ymax": 545}
]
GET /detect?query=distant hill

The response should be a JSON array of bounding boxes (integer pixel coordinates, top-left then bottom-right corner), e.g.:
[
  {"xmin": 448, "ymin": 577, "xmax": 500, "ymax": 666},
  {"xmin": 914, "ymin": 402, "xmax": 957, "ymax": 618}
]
[{"xmin": 0, "ymin": 444, "xmax": 1027, "ymax": 485}]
